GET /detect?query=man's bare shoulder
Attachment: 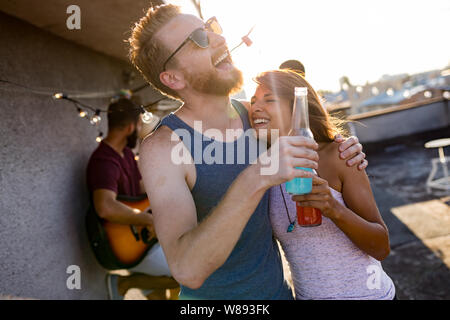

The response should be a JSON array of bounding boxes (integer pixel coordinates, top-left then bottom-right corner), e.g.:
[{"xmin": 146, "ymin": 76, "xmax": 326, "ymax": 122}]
[
  {"xmin": 143, "ymin": 125, "xmax": 173, "ymax": 145},
  {"xmin": 141, "ymin": 126, "xmax": 176, "ymax": 152},
  {"xmin": 139, "ymin": 125, "xmax": 180, "ymax": 165}
]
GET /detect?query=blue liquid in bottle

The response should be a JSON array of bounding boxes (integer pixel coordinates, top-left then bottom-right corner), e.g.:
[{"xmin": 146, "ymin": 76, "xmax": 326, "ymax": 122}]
[
  {"xmin": 285, "ymin": 87, "xmax": 315, "ymax": 195},
  {"xmin": 285, "ymin": 167, "xmax": 313, "ymax": 195}
]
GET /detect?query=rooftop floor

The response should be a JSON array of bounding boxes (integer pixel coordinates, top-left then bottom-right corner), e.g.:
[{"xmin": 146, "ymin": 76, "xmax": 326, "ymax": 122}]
[{"xmin": 365, "ymin": 128, "xmax": 450, "ymax": 299}]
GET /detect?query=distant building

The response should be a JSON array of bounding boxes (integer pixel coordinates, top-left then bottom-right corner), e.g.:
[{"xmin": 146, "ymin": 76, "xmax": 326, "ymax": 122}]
[{"xmin": 324, "ymin": 67, "xmax": 450, "ymax": 115}]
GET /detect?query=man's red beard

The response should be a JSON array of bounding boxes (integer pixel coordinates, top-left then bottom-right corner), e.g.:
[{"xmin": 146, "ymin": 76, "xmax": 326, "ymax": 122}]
[{"xmin": 183, "ymin": 65, "xmax": 244, "ymax": 96}]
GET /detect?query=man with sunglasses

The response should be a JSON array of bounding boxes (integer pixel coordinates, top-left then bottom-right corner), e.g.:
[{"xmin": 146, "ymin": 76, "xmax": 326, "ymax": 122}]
[{"xmin": 128, "ymin": 4, "xmax": 366, "ymax": 300}]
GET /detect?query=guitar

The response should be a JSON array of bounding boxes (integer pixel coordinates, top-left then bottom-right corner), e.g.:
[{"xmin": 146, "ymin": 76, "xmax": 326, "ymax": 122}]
[{"xmin": 86, "ymin": 194, "xmax": 157, "ymax": 270}]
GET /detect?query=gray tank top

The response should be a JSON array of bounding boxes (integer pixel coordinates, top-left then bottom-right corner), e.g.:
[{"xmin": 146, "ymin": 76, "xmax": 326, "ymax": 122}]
[{"xmin": 158, "ymin": 100, "xmax": 293, "ymax": 300}]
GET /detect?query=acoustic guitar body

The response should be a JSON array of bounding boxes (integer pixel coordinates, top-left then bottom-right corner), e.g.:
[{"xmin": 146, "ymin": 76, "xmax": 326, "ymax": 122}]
[{"xmin": 102, "ymin": 198, "xmax": 152, "ymax": 266}]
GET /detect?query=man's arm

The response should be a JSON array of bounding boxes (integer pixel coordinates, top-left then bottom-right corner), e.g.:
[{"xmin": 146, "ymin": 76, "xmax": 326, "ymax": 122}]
[
  {"xmin": 139, "ymin": 126, "xmax": 318, "ymax": 289},
  {"xmin": 335, "ymin": 134, "xmax": 368, "ymax": 170},
  {"xmin": 93, "ymin": 189, "xmax": 153, "ymax": 227}
]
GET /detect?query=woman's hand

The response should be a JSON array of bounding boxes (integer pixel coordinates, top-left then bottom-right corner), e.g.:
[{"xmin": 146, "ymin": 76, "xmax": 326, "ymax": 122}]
[{"xmin": 291, "ymin": 176, "xmax": 342, "ymax": 219}]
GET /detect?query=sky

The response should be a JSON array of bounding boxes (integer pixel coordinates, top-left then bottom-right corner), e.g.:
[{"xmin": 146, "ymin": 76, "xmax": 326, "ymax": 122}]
[{"xmin": 172, "ymin": 0, "xmax": 450, "ymax": 95}]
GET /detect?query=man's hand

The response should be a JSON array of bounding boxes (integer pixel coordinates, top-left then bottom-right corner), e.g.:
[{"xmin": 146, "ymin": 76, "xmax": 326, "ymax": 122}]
[
  {"xmin": 258, "ymin": 135, "xmax": 319, "ymax": 188},
  {"xmin": 93, "ymin": 189, "xmax": 156, "ymax": 226},
  {"xmin": 334, "ymin": 134, "xmax": 367, "ymax": 170}
]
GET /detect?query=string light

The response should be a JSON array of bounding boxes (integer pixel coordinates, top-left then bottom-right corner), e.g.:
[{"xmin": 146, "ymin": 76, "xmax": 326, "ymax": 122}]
[
  {"xmin": 90, "ymin": 109, "xmax": 101, "ymax": 125},
  {"xmin": 95, "ymin": 132, "xmax": 103, "ymax": 143},
  {"xmin": 139, "ymin": 104, "xmax": 159, "ymax": 125},
  {"xmin": 1, "ymin": 78, "xmax": 172, "ymax": 142},
  {"xmin": 77, "ymin": 107, "xmax": 87, "ymax": 118},
  {"xmin": 1, "ymin": 78, "xmax": 149, "ymax": 100},
  {"xmin": 53, "ymin": 92, "xmax": 66, "ymax": 99},
  {"xmin": 141, "ymin": 109, "xmax": 154, "ymax": 124}
]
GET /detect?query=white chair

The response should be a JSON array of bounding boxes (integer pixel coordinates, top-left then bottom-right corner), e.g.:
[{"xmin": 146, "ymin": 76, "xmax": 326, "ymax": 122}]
[{"xmin": 425, "ymin": 138, "xmax": 450, "ymax": 192}]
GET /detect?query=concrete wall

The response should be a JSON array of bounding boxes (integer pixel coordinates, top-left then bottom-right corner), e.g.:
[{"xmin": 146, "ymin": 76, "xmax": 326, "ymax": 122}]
[{"xmin": 0, "ymin": 12, "xmax": 154, "ymax": 299}]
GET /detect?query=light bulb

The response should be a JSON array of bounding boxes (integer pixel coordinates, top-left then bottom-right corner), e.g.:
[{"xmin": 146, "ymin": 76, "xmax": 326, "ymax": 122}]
[
  {"xmin": 91, "ymin": 110, "xmax": 101, "ymax": 124},
  {"xmin": 91, "ymin": 116, "xmax": 101, "ymax": 125},
  {"xmin": 141, "ymin": 111, "xmax": 154, "ymax": 124},
  {"xmin": 443, "ymin": 91, "xmax": 450, "ymax": 100},
  {"xmin": 77, "ymin": 108, "xmax": 87, "ymax": 118},
  {"xmin": 53, "ymin": 93, "xmax": 65, "ymax": 99},
  {"xmin": 96, "ymin": 132, "xmax": 103, "ymax": 143}
]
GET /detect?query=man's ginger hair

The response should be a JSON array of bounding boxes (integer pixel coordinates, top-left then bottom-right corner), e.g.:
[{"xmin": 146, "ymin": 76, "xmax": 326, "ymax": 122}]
[{"xmin": 128, "ymin": 4, "xmax": 181, "ymax": 100}]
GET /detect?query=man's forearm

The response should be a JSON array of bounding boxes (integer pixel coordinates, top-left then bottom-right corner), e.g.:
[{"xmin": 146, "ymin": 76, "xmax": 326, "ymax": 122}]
[
  {"xmin": 171, "ymin": 164, "xmax": 269, "ymax": 288},
  {"xmin": 101, "ymin": 200, "xmax": 152, "ymax": 226}
]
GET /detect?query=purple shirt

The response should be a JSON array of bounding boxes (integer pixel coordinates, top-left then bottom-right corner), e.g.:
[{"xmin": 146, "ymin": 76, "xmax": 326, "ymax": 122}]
[{"xmin": 86, "ymin": 142, "xmax": 142, "ymax": 197}]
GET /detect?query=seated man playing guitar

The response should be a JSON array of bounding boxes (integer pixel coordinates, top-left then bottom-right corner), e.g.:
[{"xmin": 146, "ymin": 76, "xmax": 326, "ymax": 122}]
[{"xmin": 86, "ymin": 98, "xmax": 179, "ymax": 300}]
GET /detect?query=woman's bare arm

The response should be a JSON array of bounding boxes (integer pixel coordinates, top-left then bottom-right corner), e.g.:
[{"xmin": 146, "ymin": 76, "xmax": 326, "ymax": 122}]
[{"xmin": 293, "ymin": 145, "xmax": 390, "ymax": 261}]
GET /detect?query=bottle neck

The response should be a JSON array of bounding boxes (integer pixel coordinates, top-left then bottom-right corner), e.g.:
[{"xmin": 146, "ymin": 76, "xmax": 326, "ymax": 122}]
[{"xmin": 291, "ymin": 94, "xmax": 310, "ymax": 131}]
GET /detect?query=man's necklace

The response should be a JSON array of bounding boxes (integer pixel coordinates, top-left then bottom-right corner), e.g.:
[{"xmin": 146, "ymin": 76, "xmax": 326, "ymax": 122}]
[{"xmin": 280, "ymin": 185, "xmax": 296, "ymax": 233}]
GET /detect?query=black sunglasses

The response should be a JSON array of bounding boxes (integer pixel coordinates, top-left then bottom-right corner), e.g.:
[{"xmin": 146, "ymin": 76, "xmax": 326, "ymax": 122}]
[{"xmin": 162, "ymin": 17, "xmax": 222, "ymax": 71}]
